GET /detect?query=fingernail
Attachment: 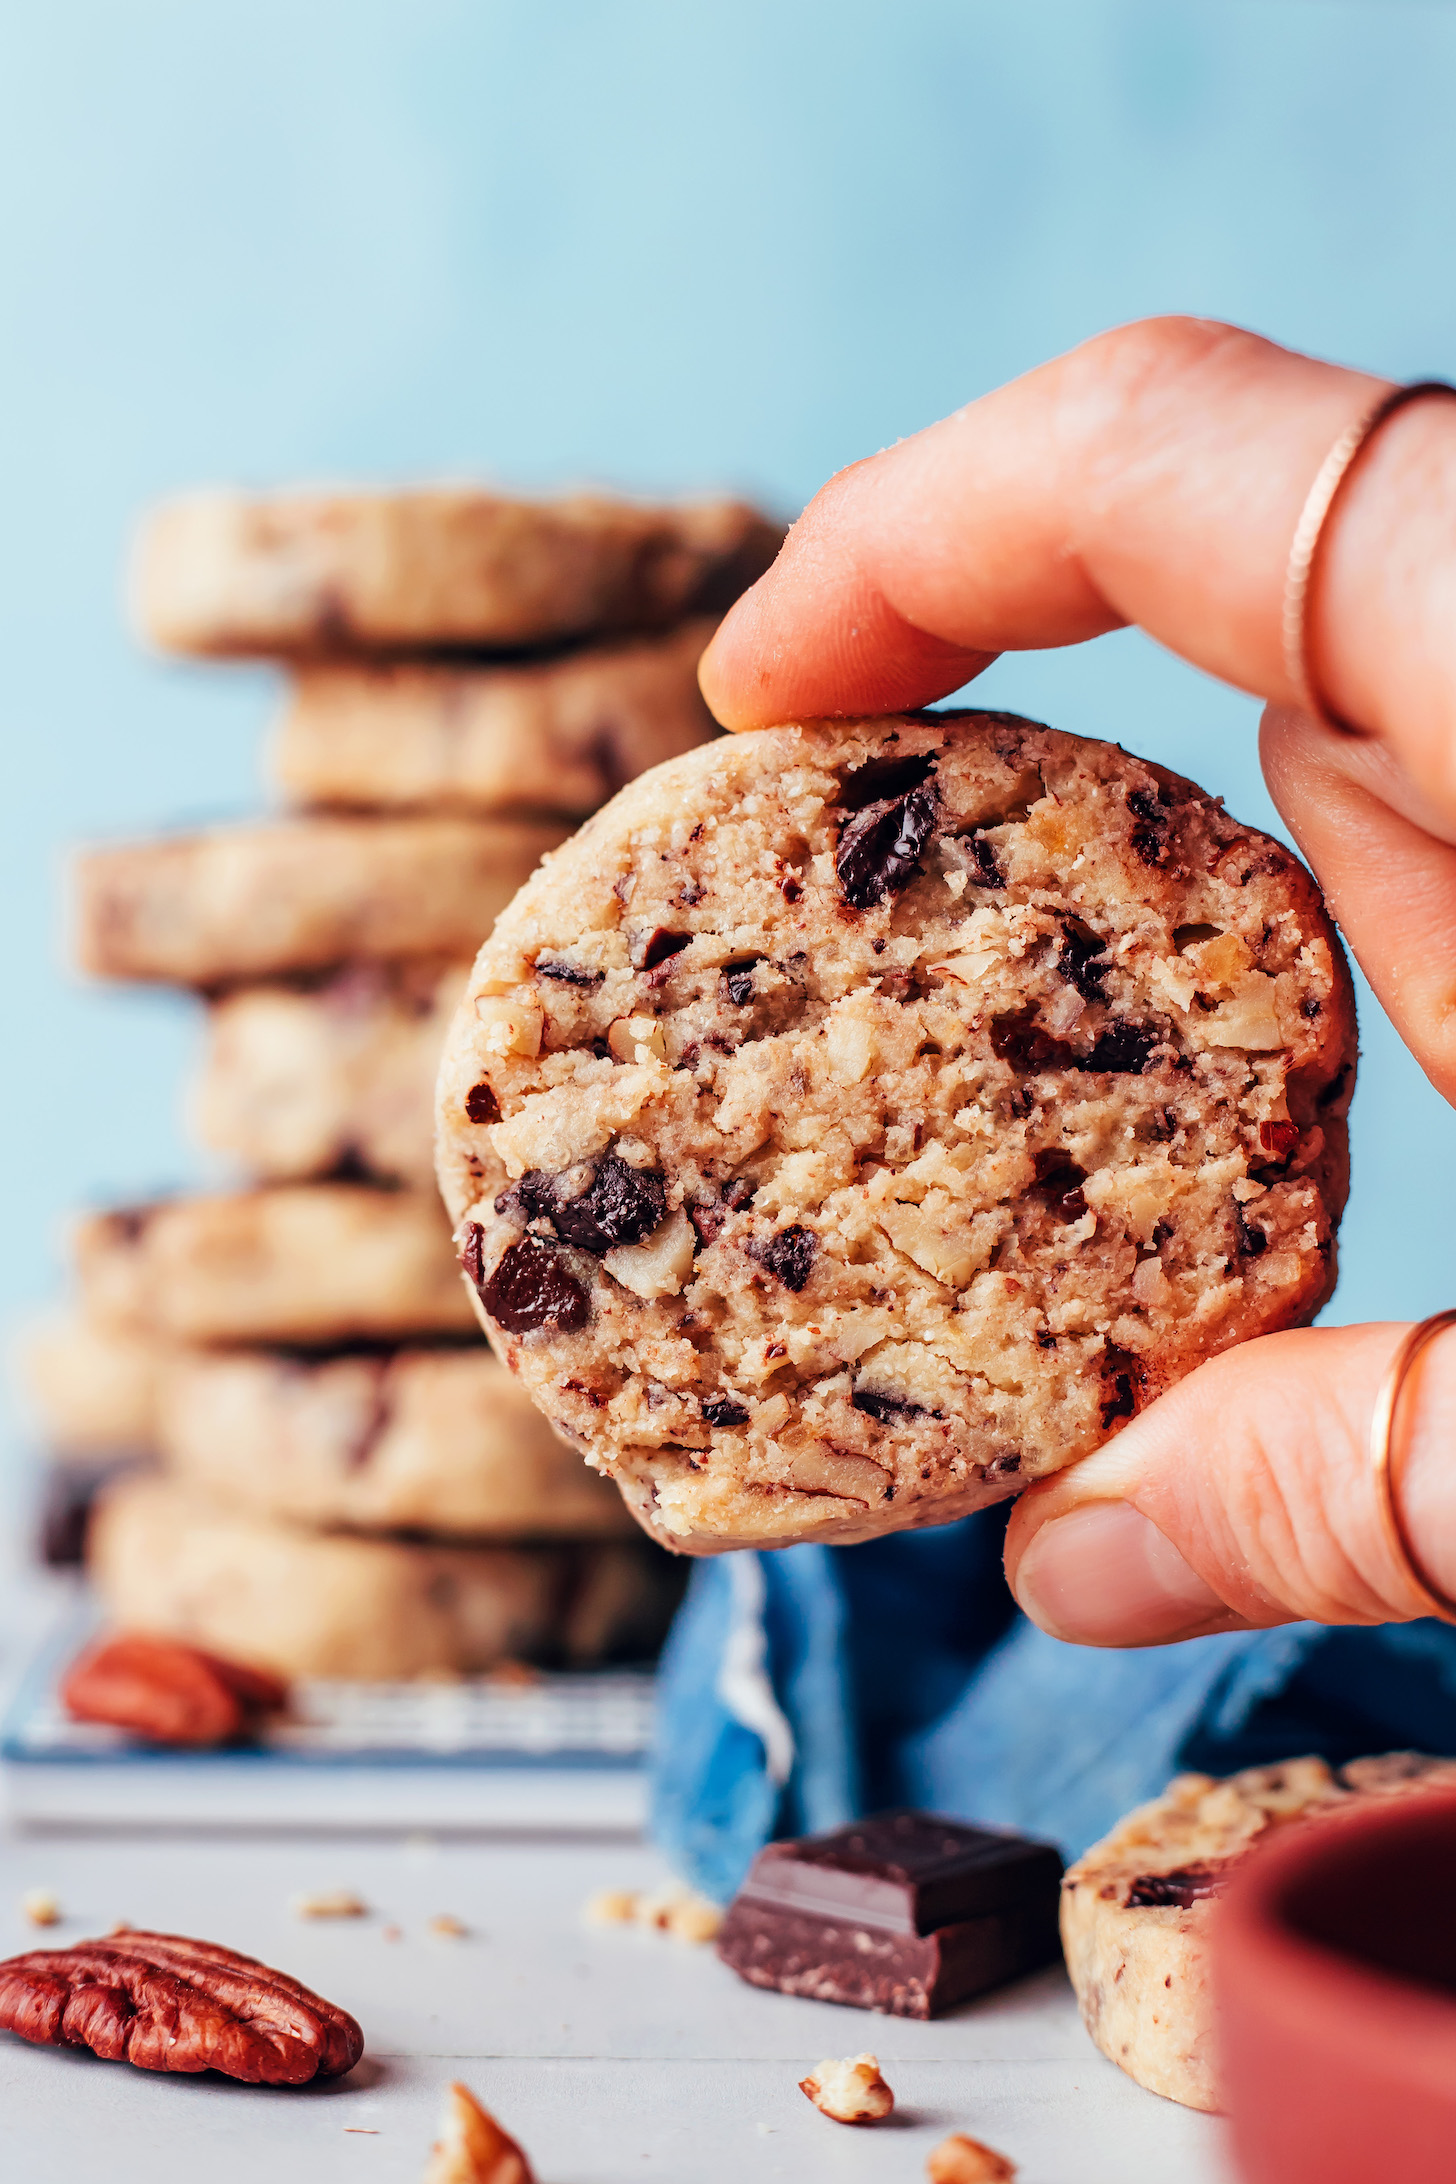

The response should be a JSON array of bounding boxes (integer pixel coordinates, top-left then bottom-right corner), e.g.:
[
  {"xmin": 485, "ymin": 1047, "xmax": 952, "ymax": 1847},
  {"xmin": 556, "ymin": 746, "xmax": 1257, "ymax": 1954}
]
[{"xmin": 1015, "ymin": 1501, "xmax": 1227, "ymax": 1646}]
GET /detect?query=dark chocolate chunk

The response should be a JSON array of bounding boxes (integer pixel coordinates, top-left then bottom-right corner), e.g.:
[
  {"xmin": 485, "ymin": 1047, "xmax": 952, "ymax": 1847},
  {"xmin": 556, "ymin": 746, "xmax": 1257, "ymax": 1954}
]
[
  {"xmin": 460, "ymin": 1221, "xmax": 487, "ymax": 1290},
  {"xmin": 853, "ymin": 1386, "xmax": 931, "ymax": 1424},
  {"xmin": 1031, "ymin": 1150, "xmax": 1089, "ymax": 1222},
  {"xmin": 1126, "ymin": 784, "xmax": 1172, "ymax": 868},
  {"xmin": 1234, "ymin": 1201, "xmax": 1268, "ymax": 1258},
  {"xmin": 552, "ymin": 1153, "xmax": 666, "ymax": 1255},
  {"xmin": 836, "ymin": 779, "xmax": 940, "ymax": 909},
  {"xmin": 702, "ymin": 1395, "xmax": 751, "ymax": 1428},
  {"xmin": 716, "ymin": 1810, "xmax": 1064, "ymax": 2019},
  {"xmin": 749, "ymin": 1224, "xmax": 816, "ymax": 1292},
  {"xmin": 835, "ymin": 750, "xmax": 938, "ymax": 811},
  {"xmin": 635, "ymin": 928, "xmax": 693, "ymax": 972},
  {"xmin": 1099, "ymin": 1343, "xmax": 1145, "ymax": 1428},
  {"xmin": 465, "ymin": 1081, "xmax": 501, "ymax": 1125},
  {"xmin": 990, "ymin": 1008, "xmax": 1078, "ymax": 1074},
  {"xmin": 1057, "ymin": 918, "xmax": 1110, "ymax": 1002},
  {"xmin": 721, "ymin": 958, "xmax": 762, "ymax": 1006},
  {"xmin": 1125, "ymin": 1863, "xmax": 1224, "ymax": 1909},
  {"xmin": 478, "ymin": 1236, "xmax": 590, "ymax": 1336},
  {"xmin": 535, "ymin": 956, "xmax": 604, "ymax": 988},
  {"xmin": 1082, "ymin": 1021, "xmax": 1157, "ymax": 1075},
  {"xmin": 962, "ymin": 831, "xmax": 1006, "ymax": 889},
  {"xmin": 508, "ymin": 1152, "xmax": 667, "ymax": 1257}
]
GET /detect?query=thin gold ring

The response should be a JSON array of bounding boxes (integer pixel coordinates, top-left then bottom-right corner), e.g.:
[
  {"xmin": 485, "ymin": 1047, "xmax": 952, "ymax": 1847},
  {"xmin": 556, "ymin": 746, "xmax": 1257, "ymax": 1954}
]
[
  {"xmin": 1281, "ymin": 378, "xmax": 1456, "ymax": 736},
  {"xmin": 1369, "ymin": 1309, "xmax": 1456, "ymax": 1624}
]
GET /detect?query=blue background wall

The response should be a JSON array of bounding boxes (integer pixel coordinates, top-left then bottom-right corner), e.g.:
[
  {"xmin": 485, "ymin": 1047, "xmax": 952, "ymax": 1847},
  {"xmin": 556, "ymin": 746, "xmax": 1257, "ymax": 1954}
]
[{"xmin": 3, "ymin": 0, "xmax": 1454, "ymax": 1414}]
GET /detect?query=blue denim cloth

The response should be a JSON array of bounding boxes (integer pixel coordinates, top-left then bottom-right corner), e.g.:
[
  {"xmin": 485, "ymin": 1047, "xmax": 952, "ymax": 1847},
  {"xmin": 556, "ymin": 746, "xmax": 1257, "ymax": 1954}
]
[{"xmin": 651, "ymin": 1511, "xmax": 1456, "ymax": 1900}]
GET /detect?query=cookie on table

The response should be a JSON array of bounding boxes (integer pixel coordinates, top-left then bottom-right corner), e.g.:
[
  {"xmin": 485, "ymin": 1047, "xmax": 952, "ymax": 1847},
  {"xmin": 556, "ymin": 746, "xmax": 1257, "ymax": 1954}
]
[
  {"xmin": 89, "ymin": 1476, "xmax": 679, "ymax": 1680},
  {"xmin": 272, "ymin": 619, "xmax": 721, "ymax": 819},
  {"xmin": 131, "ymin": 487, "xmax": 783, "ymax": 657},
  {"xmin": 18, "ymin": 1313, "xmax": 165, "ymax": 1459},
  {"xmin": 193, "ymin": 958, "xmax": 470, "ymax": 1189},
  {"xmin": 74, "ymin": 814, "xmax": 565, "ymax": 987},
  {"xmin": 158, "ymin": 1343, "xmax": 634, "ymax": 1538},
  {"xmin": 435, "ymin": 709, "xmax": 1355, "ymax": 1554},
  {"xmin": 1061, "ymin": 1754, "xmax": 1456, "ymax": 2111},
  {"xmin": 74, "ymin": 1187, "xmax": 475, "ymax": 1346}
]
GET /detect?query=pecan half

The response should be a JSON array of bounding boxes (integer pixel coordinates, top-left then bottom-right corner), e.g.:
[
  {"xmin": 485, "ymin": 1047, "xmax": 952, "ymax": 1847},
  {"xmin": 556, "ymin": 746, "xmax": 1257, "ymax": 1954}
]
[
  {"xmin": 423, "ymin": 2081, "xmax": 536, "ymax": 2184},
  {"xmin": 60, "ymin": 1632, "xmax": 288, "ymax": 1747},
  {"xmin": 0, "ymin": 1929, "xmax": 363, "ymax": 2082}
]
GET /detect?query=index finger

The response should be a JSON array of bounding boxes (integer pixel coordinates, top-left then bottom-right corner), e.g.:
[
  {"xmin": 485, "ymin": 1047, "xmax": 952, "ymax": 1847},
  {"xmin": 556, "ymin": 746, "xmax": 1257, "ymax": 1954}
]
[{"xmin": 700, "ymin": 317, "xmax": 1456, "ymax": 830}]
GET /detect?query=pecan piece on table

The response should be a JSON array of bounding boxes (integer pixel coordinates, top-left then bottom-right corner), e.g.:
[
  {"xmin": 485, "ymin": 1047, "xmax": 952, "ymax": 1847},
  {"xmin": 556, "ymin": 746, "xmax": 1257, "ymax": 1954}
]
[
  {"xmin": 0, "ymin": 1929, "xmax": 363, "ymax": 2083},
  {"xmin": 423, "ymin": 2081, "xmax": 536, "ymax": 2184},
  {"xmin": 60, "ymin": 1631, "xmax": 288, "ymax": 1747}
]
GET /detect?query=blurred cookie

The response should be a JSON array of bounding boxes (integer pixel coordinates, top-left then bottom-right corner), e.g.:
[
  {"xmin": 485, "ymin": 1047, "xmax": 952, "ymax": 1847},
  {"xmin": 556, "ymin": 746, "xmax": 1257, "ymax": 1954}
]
[
  {"xmin": 17, "ymin": 1312, "xmax": 164, "ymax": 1458},
  {"xmin": 131, "ymin": 487, "xmax": 782, "ymax": 657},
  {"xmin": 193, "ymin": 959, "xmax": 469, "ymax": 1188},
  {"xmin": 74, "ymin": 814, "xmax": 565, "ymax": 987},
  {"xmin": 88, "ymin": 1475, "xmax": 681, "ymax": 1679},
  {"xmin": 435, "ymin": 709, "xmax": 1355, "ymax": 1554},
  {"xmin": 1062, "ymin": 1754, "xmax": 1456, "ymax": 2111},
  {"xmin": 74, "ymin": 1187, "xmax": 475, "ymax": 1346},
  {"xmin": 272, "ymin": 619, "xmax": 720, "ymax": 818},
  {"xmin": 158, "ymin": 1343, "xmax": 634, "ymax": 1538}
]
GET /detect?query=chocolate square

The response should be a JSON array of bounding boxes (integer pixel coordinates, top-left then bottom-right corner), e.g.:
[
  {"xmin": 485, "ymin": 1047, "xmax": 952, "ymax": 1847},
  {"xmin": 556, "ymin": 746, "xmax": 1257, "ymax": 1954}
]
[{"xmin": 716, "ymin": 1809, "xmax": 1064, "ymax": 2018}]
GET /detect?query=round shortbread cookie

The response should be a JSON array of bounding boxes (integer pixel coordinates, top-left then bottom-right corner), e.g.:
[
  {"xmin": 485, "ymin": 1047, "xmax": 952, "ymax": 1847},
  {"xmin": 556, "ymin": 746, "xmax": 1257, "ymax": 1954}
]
[
  {"xmin": 89, "ymin": 1476, "xmax": 679, "ymax": 1680},
  {"xmin": 271, "ymin": 620, "xmax": 720, "ymax": 818},
  {"xmin": 74, "ymin": 814, "xmax": 565, "ymax": 988},
  {"xmin": 19, "ymin": 1313, "xmax": 164, "ymax": 1458},
  {"xmin": 193, "ymin": 959, "xmax": 470, "ymax": 1189},
  {"xmin": 157, "ymin": 1343, "xmax": 634, "ymax": 1538},
  {"xmin": 435, "ymin": 710, "xmax": 1355, "ymax": 1554},
  {"xmin": 1061, "ymin": 1754, "xmax": 1456, "ymax": 2111},
  {"xmin": 74, "ymin": 1187, "xmax": 475, "ymax": 1347},
  {"xmin": 131, "ymin": 488, "xmax": 783, "ymax": 657}
]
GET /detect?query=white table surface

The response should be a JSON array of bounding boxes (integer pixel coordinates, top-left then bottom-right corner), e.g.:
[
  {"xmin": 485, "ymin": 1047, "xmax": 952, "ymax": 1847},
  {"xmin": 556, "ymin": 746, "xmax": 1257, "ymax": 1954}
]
[{"xmin": 0, "ymin": 1826, "xmax": 1233, "ymax": 2184}]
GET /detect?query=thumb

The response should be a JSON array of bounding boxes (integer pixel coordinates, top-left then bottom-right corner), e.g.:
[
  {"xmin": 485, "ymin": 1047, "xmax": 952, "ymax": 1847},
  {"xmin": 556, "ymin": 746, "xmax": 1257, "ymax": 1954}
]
[{"xmin": 1003, "ymin": 1323, "xmax": 1456, "ymax": 1647}]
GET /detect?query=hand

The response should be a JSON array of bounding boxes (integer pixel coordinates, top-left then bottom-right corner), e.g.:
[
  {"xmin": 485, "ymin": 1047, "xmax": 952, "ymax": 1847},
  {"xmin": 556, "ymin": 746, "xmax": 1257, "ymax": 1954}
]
[{"xmin": 699, "ymin": 315, "xmax": 1456, "ymax": 1646}]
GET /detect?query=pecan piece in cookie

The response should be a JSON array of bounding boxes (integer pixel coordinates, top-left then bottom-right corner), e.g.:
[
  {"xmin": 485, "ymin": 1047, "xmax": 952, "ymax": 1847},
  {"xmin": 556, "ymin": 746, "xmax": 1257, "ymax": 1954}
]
[{"xmin": 0, "ymin": 1929, "xmax": 363, "ymax": 2082}]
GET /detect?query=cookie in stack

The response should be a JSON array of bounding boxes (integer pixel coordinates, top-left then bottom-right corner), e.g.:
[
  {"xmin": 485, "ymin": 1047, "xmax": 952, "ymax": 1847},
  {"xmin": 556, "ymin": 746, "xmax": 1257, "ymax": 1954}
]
[{"xmin": 29, "ymin": 483, "xmax": 782, "ymax": 1681}]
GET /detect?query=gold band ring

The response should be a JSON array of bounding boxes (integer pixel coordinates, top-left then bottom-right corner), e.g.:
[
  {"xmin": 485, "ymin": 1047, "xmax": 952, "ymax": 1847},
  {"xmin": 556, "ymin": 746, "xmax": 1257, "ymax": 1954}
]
[
  {"xmin": 1282, "ymin": 378, "xmax": 1456, "ymax": 736},
  {"xmin": 1369, "ymin": 1309, "xmax": 1456, "ymax": 1624}
]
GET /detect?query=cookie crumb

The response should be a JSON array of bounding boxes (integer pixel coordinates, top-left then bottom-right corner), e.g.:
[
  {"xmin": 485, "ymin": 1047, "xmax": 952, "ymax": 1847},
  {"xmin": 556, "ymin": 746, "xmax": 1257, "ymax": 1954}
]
[
  {"xmin": 21, "ymin": 1889, "xmax": 61, "ymax": 1928},
  {"xmin": 292, "ymin": 1889, "xmax": 368, "ymax": 1920},
  {"xmin": 927, "ymin": 2131, "xmax": 1018, "ymax": 2181},
  {"xmin": 428, "ymin": 1914, "xmax": 469, "ymax": 1940},
  {"xmin": 584, "ymin": 1888, "xmax": 640, "ymax": 1926},
  {"xmin": 799, "ymin": 2053, "xmax": 895, "ymax": 2124}
]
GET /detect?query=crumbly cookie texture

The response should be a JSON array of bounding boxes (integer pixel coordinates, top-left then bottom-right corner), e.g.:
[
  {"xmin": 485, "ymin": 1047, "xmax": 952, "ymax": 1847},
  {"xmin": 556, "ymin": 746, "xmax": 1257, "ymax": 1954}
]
[
  {"xmin": 272, "ymin": 619, "xmax": 720, "ymax": 819},
  {"xmin": 75, "ymin": 815, "xmax": 566, "ymax": 988},
  {"xmin": 131, "ymin": 488, "xmax": 783, "ymax": 657},
  {"xmin": 436, "ymin": 712, "xmax": 1355, "ymax": 1554},
  {"xmin": 89, "ymin": 1477, "xmax": 680, "ymax": 1680},
  {"xmin": 1061, "ymin": 1754, "xmax": 1456, "ymax": 2112},
  {"xmin": 194, "ymin": 959, "xmax": 470, "ymax": 1189},
  {"xmin": 74, "ymin": 1188, "xmax": 475, "ymax": 1346},
  {"xmin": 157, "ymin": 1343, "xmax": 634, "ymax": 1538}
]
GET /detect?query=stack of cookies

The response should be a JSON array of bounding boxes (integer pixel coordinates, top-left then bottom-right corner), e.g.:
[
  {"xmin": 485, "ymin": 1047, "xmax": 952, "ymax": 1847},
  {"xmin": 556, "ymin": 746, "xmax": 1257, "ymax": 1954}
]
[{"xmin": 26, "ymin": 483, "xmax": 782, "ymax": 1681}]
